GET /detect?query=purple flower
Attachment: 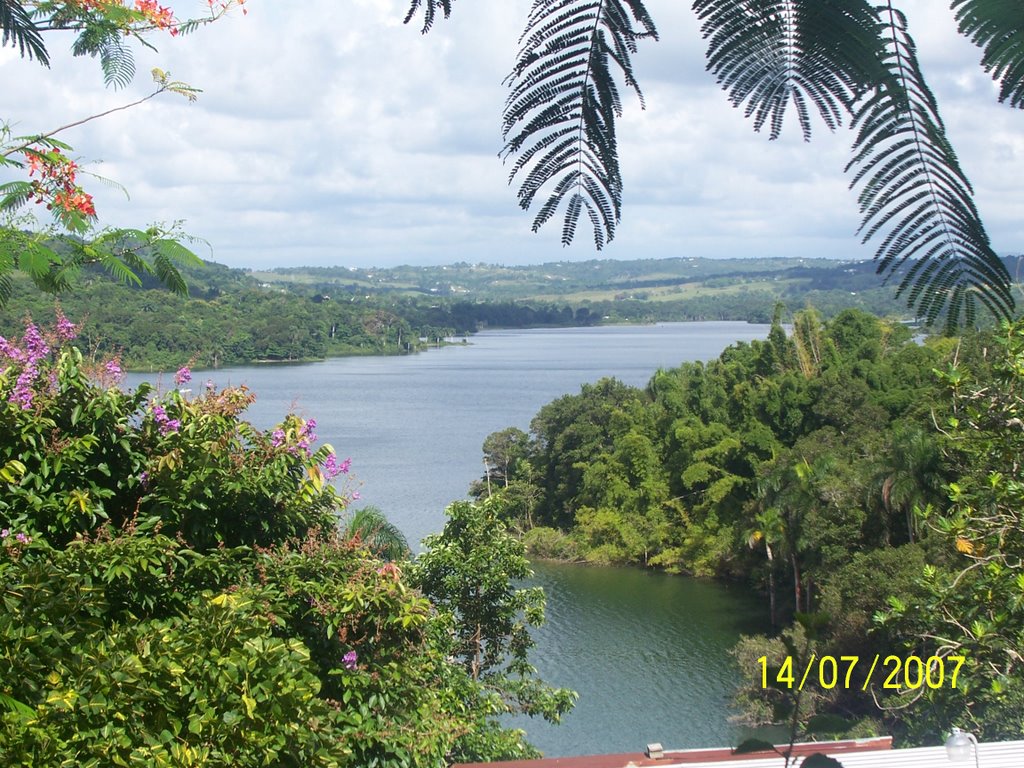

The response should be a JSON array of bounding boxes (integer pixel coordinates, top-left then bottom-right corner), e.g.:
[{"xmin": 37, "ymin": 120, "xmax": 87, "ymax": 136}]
[
  {"xmin": 159, "ymin": 418, "xmax": 181, "ymax": 436},
  {"xmin": 0, "ymin": 336, "xmax": 25, "ymax": 363},
  {"xmin": 1, "ymin": 529, "xmax": 9, "ymax": 539},
  {"xmin": 271, "ymin": 428, "xmax": 286, "ymax": 448},
  {"xmin": 15, "ymin": 533, "xmax": 30, "ymax": 544},
  {"xmin": 322, "ymin": 453, "xmax": 352, "ymax": 480},
  {"xmin": 175, "ymin": 366, "xmax": 192, "ymax": 386},
  {"xmin": 151, "ymin": 403, "xmax": 180, "ymax": 435},
  {"xmin": 22, "ymin": 323, "xmax": 48, "ymax": 361},
  {"xmin": 139, "ymin": 471, "xmax": 150, "ymax": 488},
  {"xmin": 343, "ymin": 650, "xmax": 358, "ymax": 670},
  {"xmin": 55, "ymin": 311, "xmax": 78, "ymax": 342},
  {"xmin": 104, "ymin": 359, "xmax": 124, "ymax": 381},
  {"xmin": 12, "ymin": 363, "xmax": 38, "ymax": 410}
]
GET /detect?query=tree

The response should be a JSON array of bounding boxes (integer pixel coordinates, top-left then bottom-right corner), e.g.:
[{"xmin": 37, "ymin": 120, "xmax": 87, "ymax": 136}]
[
  {"xmin": 0, "ymin": 315, "xmax": 491, "ymax": 767},
  {"xmin": 480, "ymin": 427, "xmax": 531, "ymax": 493},
  {"xmin": 875, "ymin": 424, "xmax": 946, "ymax": 544},
  {"xmin": 405, "ymin": 1, "xmax": 1020, "ymax": 327},
  {"xmin": 410, "ymin": 497, "xmax": 576, "ymax": 758},
  {"xmin": 880, "ymin": 318, "xmax": 1024, "ymax": 741},
  {"xmin": 342, "ymin": 505, "xmax": 411, "ymax": 562},
  {"xmin": 0, "ymin": 1, "xmax": 246, "ymax": 305},
  {"xmin": 746, "ymin": 506, "xmax": 786, "ymax": 627}
]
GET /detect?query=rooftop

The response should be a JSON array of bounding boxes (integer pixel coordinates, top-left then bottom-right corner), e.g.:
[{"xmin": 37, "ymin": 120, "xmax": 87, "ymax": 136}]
[{"xmin": 456, "ymin": 736, "xmax": 1024, "ymax": 768}]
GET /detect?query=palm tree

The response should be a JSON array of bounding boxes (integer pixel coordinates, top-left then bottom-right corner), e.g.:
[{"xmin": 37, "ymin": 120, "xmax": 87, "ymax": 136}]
[
  {"xmin": 405, "ymin": 0, "xmax": 1022, "ymax": 327},
  {"xmin": 343, "ymin": 506, "xmax": 411, "ymax": 562},
  {"xmin": 745, "ymin": 506, "xmax": 786, "ymax": 627},
  {"xmin": 877, "ymin": 425, "xmax": 946, "ymax": 544}
]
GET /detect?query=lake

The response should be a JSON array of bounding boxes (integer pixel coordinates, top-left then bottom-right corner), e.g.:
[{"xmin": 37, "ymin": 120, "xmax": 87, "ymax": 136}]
[{"xmin": 127, "ymin": 322, "xmax": 773, "ymax": 757}]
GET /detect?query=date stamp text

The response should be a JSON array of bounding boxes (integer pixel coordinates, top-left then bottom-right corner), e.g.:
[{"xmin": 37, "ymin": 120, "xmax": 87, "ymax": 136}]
[{"xmin": 757, "ymin": 654, "xmax": 965, "ymax": 691}]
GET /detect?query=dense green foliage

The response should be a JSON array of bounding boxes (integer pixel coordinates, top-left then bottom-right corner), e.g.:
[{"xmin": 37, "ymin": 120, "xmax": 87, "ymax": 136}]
[
  {"xmin": 474, "ymin": 307, "xmax": 1024, "ymax": 742},
  {"xmin": 410, "ymin": 498, "xmax": 576, "ymax": 763},
  {"xmin": 0, "ymin": 316, "xmax": 570, "ymax": 765}
]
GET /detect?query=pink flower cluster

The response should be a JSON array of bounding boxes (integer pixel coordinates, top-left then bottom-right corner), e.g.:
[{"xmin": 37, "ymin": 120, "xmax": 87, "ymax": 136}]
[
  {"xmin": 322, "ymin": 453, "xmax": 351, "ymax": 480},
  {"xmin": 25, "ymin": 146, "xmax": 96, "ymax": 218},
  {"xmin": 134, "ymin": 0, "xmax": 178, "ymax": 34},
  {"xmin": 1, "ymin": 529, "xmax": 31, "ymax": 544},
  {"xmin": 0, "ymin": 321, "xmax": 51, "ymax": 410},
  {"xmin": 151, "ymin": 403, "xmax": 181, "ymax": 435},
  {"xmin": 292, "ymin": 418, "xmax": 317, "ymax": 456}
]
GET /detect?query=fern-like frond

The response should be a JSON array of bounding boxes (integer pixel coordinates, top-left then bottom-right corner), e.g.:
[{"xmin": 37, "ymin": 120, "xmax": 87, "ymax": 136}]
[
  {"xmin": 503, "ymin": 0, "xmax": 657, "ymax": 249},
  {"xmin": 3, "ymin": 236, "xmax": 66, "ymax": 297},
  {"xmin": 847, "ymin": 6, "xmax": 1013, "ymax": 328},
  {"xmin": 0, "ymin": 270, "xmax": 12, "ymax": 307},
  {"xmin": 0, "ymin": 0, "xmax": 48, "ymax": 65},
  {"xmin": 71, "ymin": 22, "xmax": 135, "ymax": 88},
  {"xmin": 0, "ymin": 181, "xmax": 34, "ymax": 212},
  {"xmin": 952, "ymin": 0, "xmax": 1024, "ymax": 108},
  {"xmin": 404, "ymin": 0, "xmax": 456, "ymax": 34},
  {"xmin": 694, "ymin": 0, "xmax": 885, "ymax": 140}
]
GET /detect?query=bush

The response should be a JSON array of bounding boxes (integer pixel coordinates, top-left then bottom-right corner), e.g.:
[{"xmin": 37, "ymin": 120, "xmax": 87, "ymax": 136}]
[
  {"xmin": 522, "ymin": 525, "xmax": 578, "ymax": 561},
  {"xmin": 0, "ymin": 315, "xmax": 549, "ymax": 766}
]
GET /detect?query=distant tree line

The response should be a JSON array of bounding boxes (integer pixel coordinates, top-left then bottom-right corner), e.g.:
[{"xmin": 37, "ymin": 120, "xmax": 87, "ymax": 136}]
[{"xmin": 0, "ymin": 272, "xmax": 590, "ymax": 370}]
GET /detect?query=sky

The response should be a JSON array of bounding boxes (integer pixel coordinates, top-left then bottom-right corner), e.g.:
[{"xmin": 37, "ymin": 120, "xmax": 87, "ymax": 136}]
[{"xmin": 2, "ymin": 0, "xmax": 1022, "ymax": 271}]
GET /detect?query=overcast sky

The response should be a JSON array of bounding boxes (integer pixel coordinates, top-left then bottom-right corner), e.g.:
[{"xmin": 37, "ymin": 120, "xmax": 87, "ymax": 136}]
[{"xmin": 3, "ymin": 0, "xmax": 1021, "ymax": 270}]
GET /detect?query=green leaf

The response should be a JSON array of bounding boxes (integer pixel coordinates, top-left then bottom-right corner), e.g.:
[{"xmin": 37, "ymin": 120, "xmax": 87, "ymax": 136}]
[
  {"xmin": 952, "ymin": 0, "xmax": 1024, "ymax": 108},
  {"xmin": 500, "ymin": 0, "xmax": 657, "ymax": 250},
  {"xmin": 0, "ymin": 0, "xmax": 50, "ymax": 65},
  {"xmin": 694, "ymin": 0, "xmax": 885, "ymax": 140},
  {"xmin": 846, "ymin": 7, "xmax": 1013, "ymax": 327}
]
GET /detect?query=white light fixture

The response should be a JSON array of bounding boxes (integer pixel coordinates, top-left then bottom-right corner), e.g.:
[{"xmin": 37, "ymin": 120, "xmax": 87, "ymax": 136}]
[
  {"xmin": 645, "ymin": 742, "xmax": 664, "ymax": 759},
  {"xmin": 945, "ymin": 727, "xmax": 979, "ymax": 767}
]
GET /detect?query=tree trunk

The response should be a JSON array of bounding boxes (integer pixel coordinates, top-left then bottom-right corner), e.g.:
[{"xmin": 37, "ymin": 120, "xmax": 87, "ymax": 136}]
[{"xmin": 791, "ymin": 553, "xmax": 802, "ymax": 614}]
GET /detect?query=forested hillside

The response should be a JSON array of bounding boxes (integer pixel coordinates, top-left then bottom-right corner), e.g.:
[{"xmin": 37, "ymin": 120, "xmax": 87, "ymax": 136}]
[
  {"xmin": 473, "ymin": 309, "xmax": 1024, "ymax": 742},
  {"xmin": 0, "ymin": 266, "xmax": 586, "ymax": 369}
]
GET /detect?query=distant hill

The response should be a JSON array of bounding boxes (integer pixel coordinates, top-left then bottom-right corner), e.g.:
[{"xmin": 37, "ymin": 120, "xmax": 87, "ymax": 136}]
[{"xmin": 5, "ymin": 255, "xmax": 1020, "ymax": 370}]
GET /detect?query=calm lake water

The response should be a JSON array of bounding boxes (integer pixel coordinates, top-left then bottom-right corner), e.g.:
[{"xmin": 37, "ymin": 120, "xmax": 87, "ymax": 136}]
[{"xmin": 127, "ymin": 322, "xmax": 772, "ymax": 757}]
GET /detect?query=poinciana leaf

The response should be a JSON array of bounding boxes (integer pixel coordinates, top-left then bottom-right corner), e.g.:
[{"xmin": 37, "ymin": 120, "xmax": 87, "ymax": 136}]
[
  {"xmin": 0, "ymin": 181, "xmax": 34, "ymax": 211},
  {"xmin": 404, "ymin": 0, "xmax": 457, "ymax": 34},
  {"xmin": 952, "ymin": 0, "xmax": 1024, "ymax": 108},
  {"xmin": 502, "ymin": 0, "xmax": 657, "ymax": 249},
  {"xmin": 693, "ymin": 0, "xmax": 886, "ymax": 140},
  {"xmin": 72, "ymin": 22, "xmax": 136, "ymax": 89},
  {"xmin": 846, "ymin": 6, "xmax": 1013, "ymax": 328}
]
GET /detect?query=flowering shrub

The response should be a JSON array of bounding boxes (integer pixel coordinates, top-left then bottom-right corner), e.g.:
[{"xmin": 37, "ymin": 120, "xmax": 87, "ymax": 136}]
[
  {"xmin": 0, "ymin": 317, "xmax": 524, "ymax": 765},
  {"xmin": 0, "ymin": 314, "xmax": 347, "ymax": 550},
  {"xmin": 0, "ymin": 316, "xmax": 553, "ymax": 765}
]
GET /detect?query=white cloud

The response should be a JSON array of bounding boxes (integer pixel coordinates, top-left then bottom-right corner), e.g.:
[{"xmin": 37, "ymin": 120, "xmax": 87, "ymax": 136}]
[{"xmin": 1, "ymin": 0, "xmax": 1019, "ymax": 269}]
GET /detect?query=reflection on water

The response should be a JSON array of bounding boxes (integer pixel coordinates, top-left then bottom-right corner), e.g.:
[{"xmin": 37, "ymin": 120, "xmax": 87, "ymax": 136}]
[{"xmin": 507, "ymin": 561, "xmax": 770, "ymax": 757}]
